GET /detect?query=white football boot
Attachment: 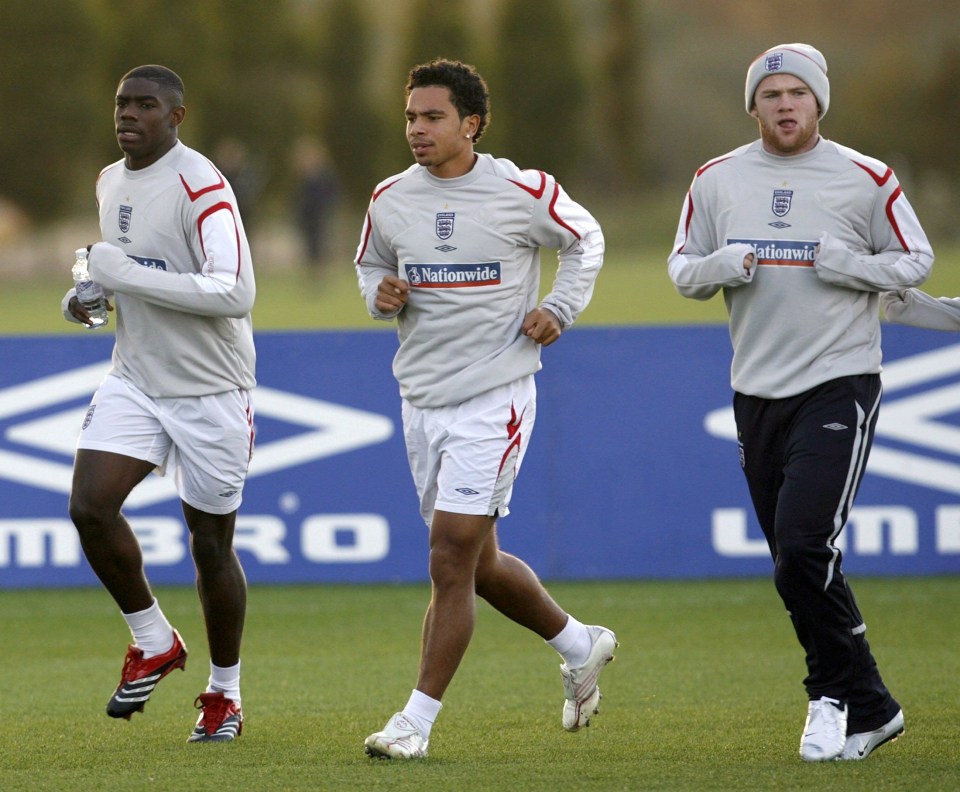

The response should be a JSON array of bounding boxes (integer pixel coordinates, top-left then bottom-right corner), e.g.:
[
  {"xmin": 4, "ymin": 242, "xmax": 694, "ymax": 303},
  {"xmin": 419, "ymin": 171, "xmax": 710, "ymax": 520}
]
[
  {"xmin": 559, "ymin": 625, "xmax": 618, "ymax": 731},
  {"xmin": 799, "ymin": 696, "xmax": 848, "ymax": 761},
  {"xmin": 364, "ymin": 712, "xmax": 428, "ymax": 759},
  {"xmin": 838, "ymin": 709, "xmax": 904, "ymax": 760}
]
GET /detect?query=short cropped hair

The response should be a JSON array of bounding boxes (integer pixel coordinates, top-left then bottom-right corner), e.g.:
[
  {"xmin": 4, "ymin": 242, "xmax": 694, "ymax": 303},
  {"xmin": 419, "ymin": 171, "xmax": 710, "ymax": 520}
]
[
  {"xmin": 406, "ymin": 59, "xmax": 490, "ymax": 142},
  {"xmin": 119, "ymin": 64, "xmax": 185, "ymax": 107}
]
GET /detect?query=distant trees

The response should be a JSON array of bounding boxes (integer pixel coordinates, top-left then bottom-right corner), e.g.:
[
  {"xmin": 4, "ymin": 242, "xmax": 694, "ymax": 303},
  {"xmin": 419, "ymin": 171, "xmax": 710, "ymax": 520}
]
[
  {"xmin": 0, "ymin": 0, "xmax": 956, "ymax": 241},
  {"xmin": 482, "ymin": 0, "xmax": 587, "ymax": 179}
]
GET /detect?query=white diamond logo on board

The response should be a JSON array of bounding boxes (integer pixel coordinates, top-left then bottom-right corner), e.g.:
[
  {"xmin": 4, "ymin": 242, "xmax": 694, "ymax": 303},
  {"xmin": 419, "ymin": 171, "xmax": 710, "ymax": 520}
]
[{"xmin": 0, "ymin": 361, "xmax": 394, "ymax": 508}]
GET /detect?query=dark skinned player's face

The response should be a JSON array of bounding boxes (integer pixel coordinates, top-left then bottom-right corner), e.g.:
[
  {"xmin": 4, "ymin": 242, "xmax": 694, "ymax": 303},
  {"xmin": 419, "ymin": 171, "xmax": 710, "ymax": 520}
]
[{"xmin": 114, "ymin": 77, "xmax": 184, "ymax": 170}]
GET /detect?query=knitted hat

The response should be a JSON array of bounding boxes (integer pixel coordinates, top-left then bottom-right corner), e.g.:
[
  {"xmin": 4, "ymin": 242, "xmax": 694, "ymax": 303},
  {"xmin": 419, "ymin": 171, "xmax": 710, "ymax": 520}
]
[{"xmin": 745, "ymin": 43, "xmax": 829, "ymax": 119}]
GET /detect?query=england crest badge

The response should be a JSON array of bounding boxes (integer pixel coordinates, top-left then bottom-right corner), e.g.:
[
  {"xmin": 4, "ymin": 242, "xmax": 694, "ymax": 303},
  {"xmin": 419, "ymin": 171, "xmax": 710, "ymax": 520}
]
[
  {"xmin": 436, "ymin": 212, "xmax": 455, "ymax": 240},
  {"xmin": 119, "ymin": 204, "xmax": 133, "ymax": 233},
  {"xmin": 772, "ymin": 189, "xmax": 793, "ymax": 217}
]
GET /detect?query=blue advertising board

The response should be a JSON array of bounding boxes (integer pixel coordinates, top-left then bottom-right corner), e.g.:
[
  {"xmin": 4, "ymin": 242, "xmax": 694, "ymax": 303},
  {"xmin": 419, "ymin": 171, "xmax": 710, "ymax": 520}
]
[{"xmin": 0, "ymin": 326, "xmax": 958, "ymax": 588}]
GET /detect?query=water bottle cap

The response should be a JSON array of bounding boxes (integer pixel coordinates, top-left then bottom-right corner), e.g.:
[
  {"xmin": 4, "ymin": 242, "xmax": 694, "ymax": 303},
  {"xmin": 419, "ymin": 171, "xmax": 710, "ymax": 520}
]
[{"xmin": 75, "ymin": 247, "xmax": 88, "ymax": 259}]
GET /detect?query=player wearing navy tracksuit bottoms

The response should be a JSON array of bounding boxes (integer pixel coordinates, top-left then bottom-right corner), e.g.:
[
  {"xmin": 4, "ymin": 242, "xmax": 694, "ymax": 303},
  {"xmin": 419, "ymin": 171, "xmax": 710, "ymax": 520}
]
[
  {"xmin": 669, "ymin": 43, "xmax": 934, "ymax": 761},
  {"xmin": 734, "ymin": 374, "xmax": 888, "ymax": 716}
]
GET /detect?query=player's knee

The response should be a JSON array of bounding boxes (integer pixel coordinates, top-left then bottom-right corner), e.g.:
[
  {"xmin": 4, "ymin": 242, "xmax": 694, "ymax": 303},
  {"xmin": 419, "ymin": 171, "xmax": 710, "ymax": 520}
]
[
  {"xmin": 428, "ymin": 543, "xmax": 476, "ymax": 589},
  {"xmin": 189, "ymin": 529, "xmax": 235, "ymax": 569},
  {"xmin": 68, "ymin": 493, "xmax": 112, "ymax": 535}
]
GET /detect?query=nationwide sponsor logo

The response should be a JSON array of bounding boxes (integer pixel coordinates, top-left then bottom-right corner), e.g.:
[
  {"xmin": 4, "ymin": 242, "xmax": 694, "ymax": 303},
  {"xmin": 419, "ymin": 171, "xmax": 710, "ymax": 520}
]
[
  {"xmin": 704, "ymin": 342, "xmax": 960, "ymax": 495},
  {"xmin": 728, "ymin": 238, "xmax": 817, "ymax": 267},
  {"xmin": 405, "ymin": 262, "xmax": 501, "ymax": 288},
  {"xmin": 0, "ymin": 362, "xmax": 394, "ymax": 508},
  {"xmin": 119, "ymin": 205, "xmax": 133, "ymax": 233},
  {"xmin": 130, "ymin": 255, "xmax": 168, "ymax": 270},
  {"xmin": 436, "ymin": 211, "xmax": 455, "ymax": 240}
]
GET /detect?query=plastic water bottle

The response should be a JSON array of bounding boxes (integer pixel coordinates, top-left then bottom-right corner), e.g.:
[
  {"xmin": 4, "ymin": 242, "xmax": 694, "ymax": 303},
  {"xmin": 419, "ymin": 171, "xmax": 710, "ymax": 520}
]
[{"xmin": 71, "ymin": 247, "xmax": 108, "ymax": 329}]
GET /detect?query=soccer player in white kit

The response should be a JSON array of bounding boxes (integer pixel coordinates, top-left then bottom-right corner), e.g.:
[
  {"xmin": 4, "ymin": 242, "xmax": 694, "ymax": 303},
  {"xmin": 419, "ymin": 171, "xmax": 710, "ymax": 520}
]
[
  {"xmin": 669, "ymin": 44, "xmax": 933, "ymax": 762},
  {"xmin": 62, "ymin": 65, "xmax": 255, "ymax": 743},
  {"xmin": 356, "ymin": 59, "xmax": 616, "ymax": 759}
]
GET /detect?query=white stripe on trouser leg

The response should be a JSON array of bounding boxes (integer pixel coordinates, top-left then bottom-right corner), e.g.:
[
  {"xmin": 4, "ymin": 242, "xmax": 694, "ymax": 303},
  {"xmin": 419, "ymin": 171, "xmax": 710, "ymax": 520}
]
[{"xmin": 824, "ymin": 388, "xmax": 881, "ymax": 591}]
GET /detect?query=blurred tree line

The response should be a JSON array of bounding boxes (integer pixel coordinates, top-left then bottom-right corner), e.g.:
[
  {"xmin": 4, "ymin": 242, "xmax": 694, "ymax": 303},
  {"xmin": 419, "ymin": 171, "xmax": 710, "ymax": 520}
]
[{"xmin": 1, "ymin": 0, "xmax": 958, "ymax": 245}]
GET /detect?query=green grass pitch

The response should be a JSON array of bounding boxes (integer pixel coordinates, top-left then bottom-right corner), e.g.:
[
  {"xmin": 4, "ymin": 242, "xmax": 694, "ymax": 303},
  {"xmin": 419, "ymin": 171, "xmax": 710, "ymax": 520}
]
[{"xmin": 0, "ymin": 578, "xmax": 957, "ymax": 790}]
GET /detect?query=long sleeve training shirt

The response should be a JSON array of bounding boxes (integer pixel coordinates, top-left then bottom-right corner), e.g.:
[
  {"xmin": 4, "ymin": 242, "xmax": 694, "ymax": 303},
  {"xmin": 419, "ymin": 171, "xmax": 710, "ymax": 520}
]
[
  {"xmin": 668, "ymin": 138, "xmax": 933, "ymax": 399},
  {"xmin": 881, "ymin": 289, "xmax": 960, "ymax": 331},
  {"xmin": 356, "ymin": 153, "xmax": 604, "ymax": 408},
  {"xmin": 67, "ymin": 141, "xmax": 257, "ymax": 398}
]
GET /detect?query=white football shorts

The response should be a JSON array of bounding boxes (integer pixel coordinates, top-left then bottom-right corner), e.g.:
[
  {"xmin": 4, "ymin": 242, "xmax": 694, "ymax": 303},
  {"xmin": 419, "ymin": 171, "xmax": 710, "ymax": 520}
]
[
  {"xmin": 402, "ymin": 375, "xmax": 536, "ymax": 527},
  {"xmin": 77, "ymin": 374, "xmax": 255, "ymax": 515}
]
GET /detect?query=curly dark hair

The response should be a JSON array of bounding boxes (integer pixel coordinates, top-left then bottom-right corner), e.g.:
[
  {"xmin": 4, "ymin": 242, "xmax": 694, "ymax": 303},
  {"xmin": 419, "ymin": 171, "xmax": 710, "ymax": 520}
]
[
  {"xmin": 406, "ymin": 59, "xmax": 490, "ymax": 142},
  {"xmin": 119, "ymin": 64, "xmax": 185, "ymax": 107}
]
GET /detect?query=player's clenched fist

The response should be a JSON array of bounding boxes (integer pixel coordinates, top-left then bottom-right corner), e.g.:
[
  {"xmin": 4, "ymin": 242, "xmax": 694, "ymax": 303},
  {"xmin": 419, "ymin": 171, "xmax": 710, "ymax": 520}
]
[
  {"xmin": 522, "ymin": 307, "xmax": 561, "ymax": 346},
  {"xmin": 375, "ymin": 275, "xmax": 410, "ymax": 313}
]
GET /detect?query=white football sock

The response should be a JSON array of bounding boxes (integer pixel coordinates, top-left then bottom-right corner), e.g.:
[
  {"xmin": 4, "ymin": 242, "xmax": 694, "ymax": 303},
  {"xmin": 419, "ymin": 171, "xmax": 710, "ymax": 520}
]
[
  {"xmin": 122, "ymin": 598, "xmax": 174, "ymax": 659},
  {"xmin": 403, "ymin": 688, "xmax": 442, "ymax": 739},
  {"xmin": 208, "ymin": 660, "xmax": 241, "ymax": 705},
  {"xmin": 547, "ymin": 614, "xmax": 592, "ymax": 668}
]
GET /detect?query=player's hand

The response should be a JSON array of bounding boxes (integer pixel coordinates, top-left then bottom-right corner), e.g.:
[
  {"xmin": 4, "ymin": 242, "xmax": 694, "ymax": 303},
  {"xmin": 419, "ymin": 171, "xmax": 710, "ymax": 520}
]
[
  {"xmin": 743, "ymin": 252, "xmax": 756, "ymax": 274},
  {"xmin": 375, "ymin": 275, "xmax": 410, "ymax": 313},
  {"xmin": 522, "ymin": 307, "xmax": 562, "ymax": 346},
  {"xmin": 67, "ymin": 295, "xmax": 114, "ymax": 326}
]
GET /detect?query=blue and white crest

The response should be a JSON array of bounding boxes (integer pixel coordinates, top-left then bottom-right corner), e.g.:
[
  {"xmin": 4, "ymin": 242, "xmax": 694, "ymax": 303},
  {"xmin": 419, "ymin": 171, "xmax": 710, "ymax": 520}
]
[
  {"xmin": 436, "ymin": 212, "xmax": 455, "ymax": 240},
  {"xmin": 119, "ymin": 204, "xmax": 133, "ymax": 233},
  {"xmin": 765, "ymin": 53, "xmax": 784, "ymax": 73},
  {"xmin": 772, "ymin": 189, "xmax": 793, "ymax": 217}
]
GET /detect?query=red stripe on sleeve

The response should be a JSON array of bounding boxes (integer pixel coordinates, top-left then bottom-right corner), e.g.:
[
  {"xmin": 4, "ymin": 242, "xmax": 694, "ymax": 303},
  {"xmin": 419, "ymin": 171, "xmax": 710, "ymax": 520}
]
[
  {"xmin": 180, "ymin": 169, "xmax": 226, "ymax": 202},
  {"xmin": 852, "ymin": 161, "xmax": 893, "ymax": 186},
  {"xmin": 885, "ymin": 186, "xmax": 909, "ymax": 251},
  {"xmin": 507, "ymin": 170, "xmax": 547, "ymax": 199},
  {"xmin": 548, "ymin": 183, "xmax": 581, "ymax": 240},
  {"xmin": 197, "ymin": 202, "xmax": 241, "ymax": 279}
]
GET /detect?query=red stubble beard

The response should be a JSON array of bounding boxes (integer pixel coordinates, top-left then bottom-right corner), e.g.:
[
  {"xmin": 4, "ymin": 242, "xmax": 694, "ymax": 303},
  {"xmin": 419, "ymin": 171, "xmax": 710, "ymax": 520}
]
[{"xmin": 759, "ymin": 116, "xmax": 819, "ymax": 156}]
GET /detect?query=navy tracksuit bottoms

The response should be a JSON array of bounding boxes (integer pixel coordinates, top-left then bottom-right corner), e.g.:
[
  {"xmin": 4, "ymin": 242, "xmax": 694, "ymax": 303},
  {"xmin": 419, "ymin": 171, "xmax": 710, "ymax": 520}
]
[{"xmin": 733, "ymin": 373, "xmax": 900, "ymax": 732}]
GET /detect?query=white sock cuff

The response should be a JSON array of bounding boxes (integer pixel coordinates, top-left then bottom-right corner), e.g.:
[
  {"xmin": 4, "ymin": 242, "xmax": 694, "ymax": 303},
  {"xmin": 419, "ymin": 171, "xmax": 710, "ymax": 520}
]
[
  {"xmin": 547, "ymin": 614, "xmax": 584, "ymax": 654},
  {"xmin": 122, "ymin": 598, "xmax": 174, "ymax": 658},
  {"xmin": 122, "ymin": 598, "xmax": 161, "ymax": 630},
  {"xmin": 209, "ymin": 660, "xmax": 241, "ymax": 704},
  {"xmin": 405, "ymin": 688, "xmax": 442, "ymax": 724}
]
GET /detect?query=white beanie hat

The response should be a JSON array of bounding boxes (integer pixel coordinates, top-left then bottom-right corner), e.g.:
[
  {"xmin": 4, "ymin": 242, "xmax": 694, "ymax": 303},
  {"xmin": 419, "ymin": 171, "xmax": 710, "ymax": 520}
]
[{"xmin": 745, "ymin": 43, "xmax": 829, "ymax": 119}]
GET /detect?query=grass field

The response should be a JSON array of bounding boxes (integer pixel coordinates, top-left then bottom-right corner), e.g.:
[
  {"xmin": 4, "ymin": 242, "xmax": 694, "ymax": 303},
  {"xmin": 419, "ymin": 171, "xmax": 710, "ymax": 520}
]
[{"xmin": 0, "ymin": 578, "xmax": 958, "ymax": 791}]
